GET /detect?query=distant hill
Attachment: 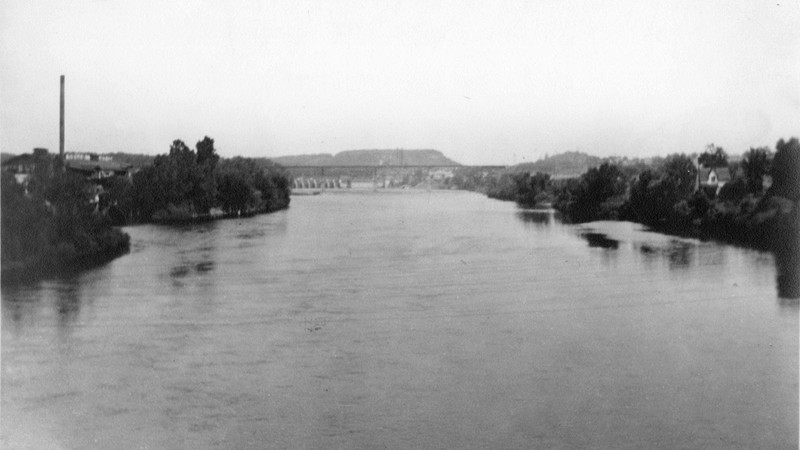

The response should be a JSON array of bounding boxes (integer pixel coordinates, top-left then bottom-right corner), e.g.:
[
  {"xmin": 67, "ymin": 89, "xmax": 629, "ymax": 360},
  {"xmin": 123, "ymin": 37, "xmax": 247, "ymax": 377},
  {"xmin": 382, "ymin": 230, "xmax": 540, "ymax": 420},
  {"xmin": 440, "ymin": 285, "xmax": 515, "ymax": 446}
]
[
  {"xmin": 509, "ymin": 151, "xmax": 604, "ymax": 177},
  {"xmin": 269, "ymin": 154, "xmax": 335, "ymax": 166},
  {"xmin": 271, "ymin": 149, "xmax": 460, "ymax": 166}
]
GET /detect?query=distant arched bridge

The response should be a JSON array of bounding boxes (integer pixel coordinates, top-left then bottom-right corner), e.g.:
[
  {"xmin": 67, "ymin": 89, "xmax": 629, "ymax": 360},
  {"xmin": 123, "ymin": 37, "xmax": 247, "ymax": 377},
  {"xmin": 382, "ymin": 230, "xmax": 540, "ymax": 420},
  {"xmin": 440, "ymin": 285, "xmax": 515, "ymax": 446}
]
[{"xmin": 285, "ymin": 164, "xmax": 507, "ymax": 189}]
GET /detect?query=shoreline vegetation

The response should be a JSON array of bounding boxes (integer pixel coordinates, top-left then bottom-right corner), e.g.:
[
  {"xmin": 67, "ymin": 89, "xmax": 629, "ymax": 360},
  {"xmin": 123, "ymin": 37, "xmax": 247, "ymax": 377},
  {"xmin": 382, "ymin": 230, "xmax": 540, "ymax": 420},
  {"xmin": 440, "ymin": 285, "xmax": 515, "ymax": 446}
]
[
  {"xmin": 450, "ymin": 137, "xmax": 800, "ymax": 298},
  {"xmin": 3, "ymin": 136, "xmax": 797, "ymax": 297},
  {"xmin": 128, "ymin": 138, "xmax": 290, "ymax": 225},
  {"xmin": 1, "ymin": 137, "xmax": 291, "ymax": 283},
  {"xmin": 2, "ymin": 162, "xmax": 131, "ymax": 283}
]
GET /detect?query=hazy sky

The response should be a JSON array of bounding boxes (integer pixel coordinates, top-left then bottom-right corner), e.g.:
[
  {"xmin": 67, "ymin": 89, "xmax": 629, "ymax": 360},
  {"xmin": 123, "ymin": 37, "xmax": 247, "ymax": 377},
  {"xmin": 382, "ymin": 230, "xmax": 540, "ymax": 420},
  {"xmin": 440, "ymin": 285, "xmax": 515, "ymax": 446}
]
[{"xmin": 1, "ymin": 0, "xmax": 798, "ymax": 164}]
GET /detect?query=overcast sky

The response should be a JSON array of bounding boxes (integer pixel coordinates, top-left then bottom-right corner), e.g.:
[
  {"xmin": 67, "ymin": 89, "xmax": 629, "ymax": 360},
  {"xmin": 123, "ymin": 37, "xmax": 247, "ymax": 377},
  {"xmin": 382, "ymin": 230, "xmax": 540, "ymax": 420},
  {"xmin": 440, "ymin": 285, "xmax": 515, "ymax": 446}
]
[{"xmin": 1, "ymin": 0, "xmax": 798, "ymax": 165}]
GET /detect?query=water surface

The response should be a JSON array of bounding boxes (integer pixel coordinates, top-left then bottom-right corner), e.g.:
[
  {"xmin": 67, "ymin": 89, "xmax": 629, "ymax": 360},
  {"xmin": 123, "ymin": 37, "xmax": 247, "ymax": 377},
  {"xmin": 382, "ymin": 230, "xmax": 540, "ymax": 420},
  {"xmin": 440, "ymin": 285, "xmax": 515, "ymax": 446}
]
[{"xmin": 2, "ymin": 190, "xmax": 797, "ymax": 449}]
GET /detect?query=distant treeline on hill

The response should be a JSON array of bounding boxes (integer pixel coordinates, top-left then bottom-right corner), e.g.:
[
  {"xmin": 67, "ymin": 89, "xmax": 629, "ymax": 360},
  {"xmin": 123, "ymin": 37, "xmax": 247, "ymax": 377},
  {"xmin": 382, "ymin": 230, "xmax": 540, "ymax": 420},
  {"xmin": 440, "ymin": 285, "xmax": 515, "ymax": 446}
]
[
  {"xmin": 271, "ymin": 149, "xmax": 460, "ymax": 167},
  {"xmin": 509, "ymin": 151, "xmax": 605, "ymax": 177}
]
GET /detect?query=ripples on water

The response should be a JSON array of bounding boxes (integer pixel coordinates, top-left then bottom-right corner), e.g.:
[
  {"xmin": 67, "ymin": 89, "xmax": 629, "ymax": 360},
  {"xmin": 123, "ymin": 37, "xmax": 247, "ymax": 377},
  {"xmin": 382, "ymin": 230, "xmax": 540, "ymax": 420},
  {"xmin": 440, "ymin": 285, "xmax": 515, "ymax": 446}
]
[{"xmin": 2, "ymin": 190, "xmax": 797, "ymax": 449}]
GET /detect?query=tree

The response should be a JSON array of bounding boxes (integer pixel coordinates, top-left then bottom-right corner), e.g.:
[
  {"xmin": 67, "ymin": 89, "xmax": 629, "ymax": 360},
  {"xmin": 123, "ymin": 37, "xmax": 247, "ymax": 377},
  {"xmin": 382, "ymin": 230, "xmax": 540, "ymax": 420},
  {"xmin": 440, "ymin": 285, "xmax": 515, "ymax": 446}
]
[
  {"xmin": 27, "ymin": 148, "xmax": 55, "ymax": 200},
  {"xmin": 515, "ymin": 172, "xmax": 552, "ymax": 207},
  {"xmin": 131, "ymin": 138, "xmax": 222, "ymax": 218},
  {"xmin": 217, "ymin": 172, "xmax": 253, "ymax": 214},
  {"xmin": 622, "ymin": 156, "xmax": 698, "ymax": 227},
  {"xmin": 582, "ymin": 163, "xmax": 626, "ymax": 203},
  {"xmin": 100, "ymin": 176, "xmax": 134, "ymax": 221},
  {"xmin": 486, "ymin": 173, "xmax": 519, "ymax": 201},
  {"xmin": 46, "ymin": 171, "xmax": 103, "ymax": 257},
  {"xmin": 556, "ymin": 163, "xmax": 626, "ymax": 222},
  {"xmin": 169, "ymin": 139, "xmax": 193, "ymax": 158},
  {"xmin": 741, "ymin": 147, "xmax": 772, "ymax": 195},
  {"xmin": 717, "ymin": 177, "xmax": 748, "ymax": 202},
  {"xmin": 2, "ymin": 163, "xmax": 129, "ymax": 273},
  {"xmin": 661, "ymin": 154, "xmax": 697, "ymax": 199},
  {"xmin": 698, "ymin": 144, "xmax": 728, "ymax": 168},
  {"xmin": 194, "ymin": 137, "xmax": 219, "ymax": 214},
  {"xmin": 130, "ymin": 138, "xmax": 290, "ymax": 221},
  {"xmin": 196, "ymin": 136, "xmax": 219, "ymax": 167},
  {"xmin": 1, "ymin": 171, "xmax": 50, "ymax": 264},
  {"xmin": 770, "ymin": 137, "xmax": 800, "ymax": 201}
]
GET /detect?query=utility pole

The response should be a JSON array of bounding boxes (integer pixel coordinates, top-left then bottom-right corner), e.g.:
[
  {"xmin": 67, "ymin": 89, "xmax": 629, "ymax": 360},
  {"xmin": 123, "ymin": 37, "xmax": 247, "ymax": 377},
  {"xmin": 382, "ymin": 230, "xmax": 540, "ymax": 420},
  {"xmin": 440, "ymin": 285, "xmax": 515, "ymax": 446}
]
[{"xmin": 59, "ymin": 75, "xmax": 65, "ymax": 169}]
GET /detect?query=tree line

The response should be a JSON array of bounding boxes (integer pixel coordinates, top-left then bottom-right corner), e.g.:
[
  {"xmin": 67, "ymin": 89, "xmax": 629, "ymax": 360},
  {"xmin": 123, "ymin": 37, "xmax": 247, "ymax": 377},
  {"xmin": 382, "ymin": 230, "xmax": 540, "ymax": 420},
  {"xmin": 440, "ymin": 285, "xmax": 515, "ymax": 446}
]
[
  {"xmin": 456, "ymin": 138, "xmax": 799, "ymax": 252},
  {"xmin": 107, "ymin": 137, "xmax": 291, "ymax": 223},
  {"xmin": 1, "ymin": 137, "xmax": 292, "ymax": 282}
]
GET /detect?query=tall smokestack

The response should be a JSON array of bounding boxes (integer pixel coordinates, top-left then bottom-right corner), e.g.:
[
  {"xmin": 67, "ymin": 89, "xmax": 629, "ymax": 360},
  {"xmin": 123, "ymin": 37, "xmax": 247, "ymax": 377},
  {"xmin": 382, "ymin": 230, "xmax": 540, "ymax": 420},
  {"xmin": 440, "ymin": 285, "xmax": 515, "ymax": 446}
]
[{"xmin": 59, "ymin": 75, "xmax": 65, "ymax": 162}]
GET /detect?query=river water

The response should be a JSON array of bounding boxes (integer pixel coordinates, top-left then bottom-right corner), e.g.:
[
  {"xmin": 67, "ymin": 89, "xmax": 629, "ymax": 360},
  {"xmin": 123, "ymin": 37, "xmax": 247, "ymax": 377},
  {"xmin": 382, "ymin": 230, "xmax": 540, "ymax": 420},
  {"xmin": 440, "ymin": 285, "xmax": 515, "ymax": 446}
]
[{"xmin": 2, "ymin": 190, "xmax": 797, "ymax": 449}]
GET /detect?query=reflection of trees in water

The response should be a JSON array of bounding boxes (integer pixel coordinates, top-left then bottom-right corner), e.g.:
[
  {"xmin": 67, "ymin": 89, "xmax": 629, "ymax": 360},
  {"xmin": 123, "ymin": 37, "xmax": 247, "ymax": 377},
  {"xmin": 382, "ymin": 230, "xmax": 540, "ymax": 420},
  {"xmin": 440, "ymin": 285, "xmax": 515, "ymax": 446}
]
[
  {"xmin": 163, "ymin": 222, "xmax": 221, "ymax": 289},
  {"xmin": 55, "ymin": 279, "xmax": 82, "ymax": 332},
  {"xmin": 580, "ymin": 232, "xmax": 619, "ymax": 249},
  {"xmin": 666, "ymin": 241, "xmax": 694, "ymax": 270},
  {"xmin": 1, "ymin": 277, "xmax": 84, "ymax": 334},
  {"xmin": 635, "ymin": 241, "xmax": 696, "ymax": 270},
  {"xmin": 1, "ymin": 285, "xmax": 41, "ymax": 333},
  {"xmin": 515, "ymin": 210, "xmax": 556, "ymax": 228},
  {"xmin": 774, "ymin": 233, "xmax": 799, "ymax": 301}
]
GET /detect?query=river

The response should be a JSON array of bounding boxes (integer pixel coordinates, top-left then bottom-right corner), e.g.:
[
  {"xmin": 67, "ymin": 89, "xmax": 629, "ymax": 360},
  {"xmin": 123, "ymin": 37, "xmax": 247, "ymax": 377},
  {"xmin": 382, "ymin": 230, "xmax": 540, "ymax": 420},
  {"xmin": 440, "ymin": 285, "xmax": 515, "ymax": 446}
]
[{"xmin": 2, "ymin": 189, "xmax": 797, "ymax": 449}]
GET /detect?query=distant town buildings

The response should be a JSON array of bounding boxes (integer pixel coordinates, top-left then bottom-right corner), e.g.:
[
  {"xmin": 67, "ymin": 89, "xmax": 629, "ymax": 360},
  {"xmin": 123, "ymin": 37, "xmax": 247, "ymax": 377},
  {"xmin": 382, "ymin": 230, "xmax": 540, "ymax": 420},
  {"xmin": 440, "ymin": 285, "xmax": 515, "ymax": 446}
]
[
  {"xmin": 2, "ymin": 149, "xmax": 132, "ymax": 196},
  {"xmin": 63, "ymin": 152, "xmax": 132, "ymax": 180},
  {"xmin": 430, "ymin": 168, "xmax": 454, "ymax": 181},
  {"xmin": 2, "ymin": 148, "xmax": 50, "ymax": 185}
]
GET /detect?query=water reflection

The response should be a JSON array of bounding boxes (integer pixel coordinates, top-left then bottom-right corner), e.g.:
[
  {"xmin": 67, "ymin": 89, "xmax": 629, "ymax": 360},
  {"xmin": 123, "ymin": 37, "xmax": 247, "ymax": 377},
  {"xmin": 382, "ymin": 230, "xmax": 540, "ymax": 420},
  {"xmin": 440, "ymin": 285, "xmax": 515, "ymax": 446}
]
[
  {"xmin": 195, "ymin": 261, "xmax": 214, "ymax": 273},
  {"xmin": 633, "ymin": 240, "xmax": 696, "ymax": 270},
  {"xmin": 1, "ymin": 285, "xmax": 41, "ymax": 333},
  {"xmin": 54, "ymin": 279, "xmax": 82, "ymax": 330},
  {"xmin": 159, "ymin": 224, "xmax": 222, "ymax": 290},
  {"xmin": 580, "ymin": 232, "xmax": 619, "ymax": 249},
  {"xmin": 666, "ymin": 241, "xmax": 694, "ymax": 270},
  {"xmin": 515, "ymin": 209, "xmax": 555, "ymax": 228},
  {"xmin": 1, "ymin": 276, "xmax": 85, "ymax": 335},
  {"xmin": 516, "ymin": 208, "xmax": 795, "ymax": 300},
  {"xmin": 168, "ymin": 261, "xmax": 216, "ymax": 281},
  {"xmin": 170, "ymin": 265, "xmax": 191, "ymax": 278},
  {"xmin": 774, "ymin": 238, "xmax": 799, "ymax": 301}
]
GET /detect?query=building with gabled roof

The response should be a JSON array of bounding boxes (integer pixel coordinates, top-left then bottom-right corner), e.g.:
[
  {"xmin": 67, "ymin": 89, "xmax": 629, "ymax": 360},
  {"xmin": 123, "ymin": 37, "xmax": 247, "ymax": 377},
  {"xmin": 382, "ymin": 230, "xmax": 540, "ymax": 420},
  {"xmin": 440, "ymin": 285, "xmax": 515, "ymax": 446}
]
[{"xmin": 698, "ymin": 166, "xmax": 732, "ymax": 195}]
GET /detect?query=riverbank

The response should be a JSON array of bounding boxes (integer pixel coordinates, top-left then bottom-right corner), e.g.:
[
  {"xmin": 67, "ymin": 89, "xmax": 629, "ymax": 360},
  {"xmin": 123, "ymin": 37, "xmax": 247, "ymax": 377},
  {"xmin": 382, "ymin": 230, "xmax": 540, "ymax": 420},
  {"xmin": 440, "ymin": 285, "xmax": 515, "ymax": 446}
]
[
  {"xmin": 2, "ymin": 168, "xmax": 133, "ymax": 285},
  {"xmin": 1, "ymin": 226, "xmax": 130, "ymax": 284},
  {"xmin": 148, "ymin": 203, "xmax": 290, "ymax": 225}
]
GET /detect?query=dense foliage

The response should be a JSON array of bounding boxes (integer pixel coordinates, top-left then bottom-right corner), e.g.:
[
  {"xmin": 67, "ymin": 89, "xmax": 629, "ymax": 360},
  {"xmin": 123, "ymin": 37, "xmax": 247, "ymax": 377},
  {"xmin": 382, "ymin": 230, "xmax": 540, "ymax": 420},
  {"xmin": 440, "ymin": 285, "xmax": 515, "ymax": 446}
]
[
  {"xmin": 1, "ymin": 137, "xmax": 290, "ymax": 281},
  {"xmin": 554, "ymin": 163, "xmax": 627, "ymax": 222},
  {"xmin": 741, "ymin": 147, "xmax": 772, "ymax": 195},
  {"xmin": 698, "ymin": 144, "xmax": 729, "ymax": 168},
  {"xmin": 1, "ymin": 155, "xmax": 130, "ymax": 281},
  {"xmin": 470, "ymin": 139, "xmax": 799, "ymax": 253},
  {"xmin": 466, "ymin": 138, "xmax": 799, "ymax": 296},
  {"xmin": 124, "ymin": 137, "xmax": 290, "ymax": 222}
]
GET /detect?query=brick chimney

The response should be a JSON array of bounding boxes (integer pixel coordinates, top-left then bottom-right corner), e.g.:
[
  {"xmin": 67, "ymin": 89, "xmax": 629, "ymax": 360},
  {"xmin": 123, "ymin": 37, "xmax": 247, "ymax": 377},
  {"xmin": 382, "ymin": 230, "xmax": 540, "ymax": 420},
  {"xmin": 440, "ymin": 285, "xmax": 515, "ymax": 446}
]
[{"xmin": 59, "ymin": 75, "xmax": 65, "ymax": 164}]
